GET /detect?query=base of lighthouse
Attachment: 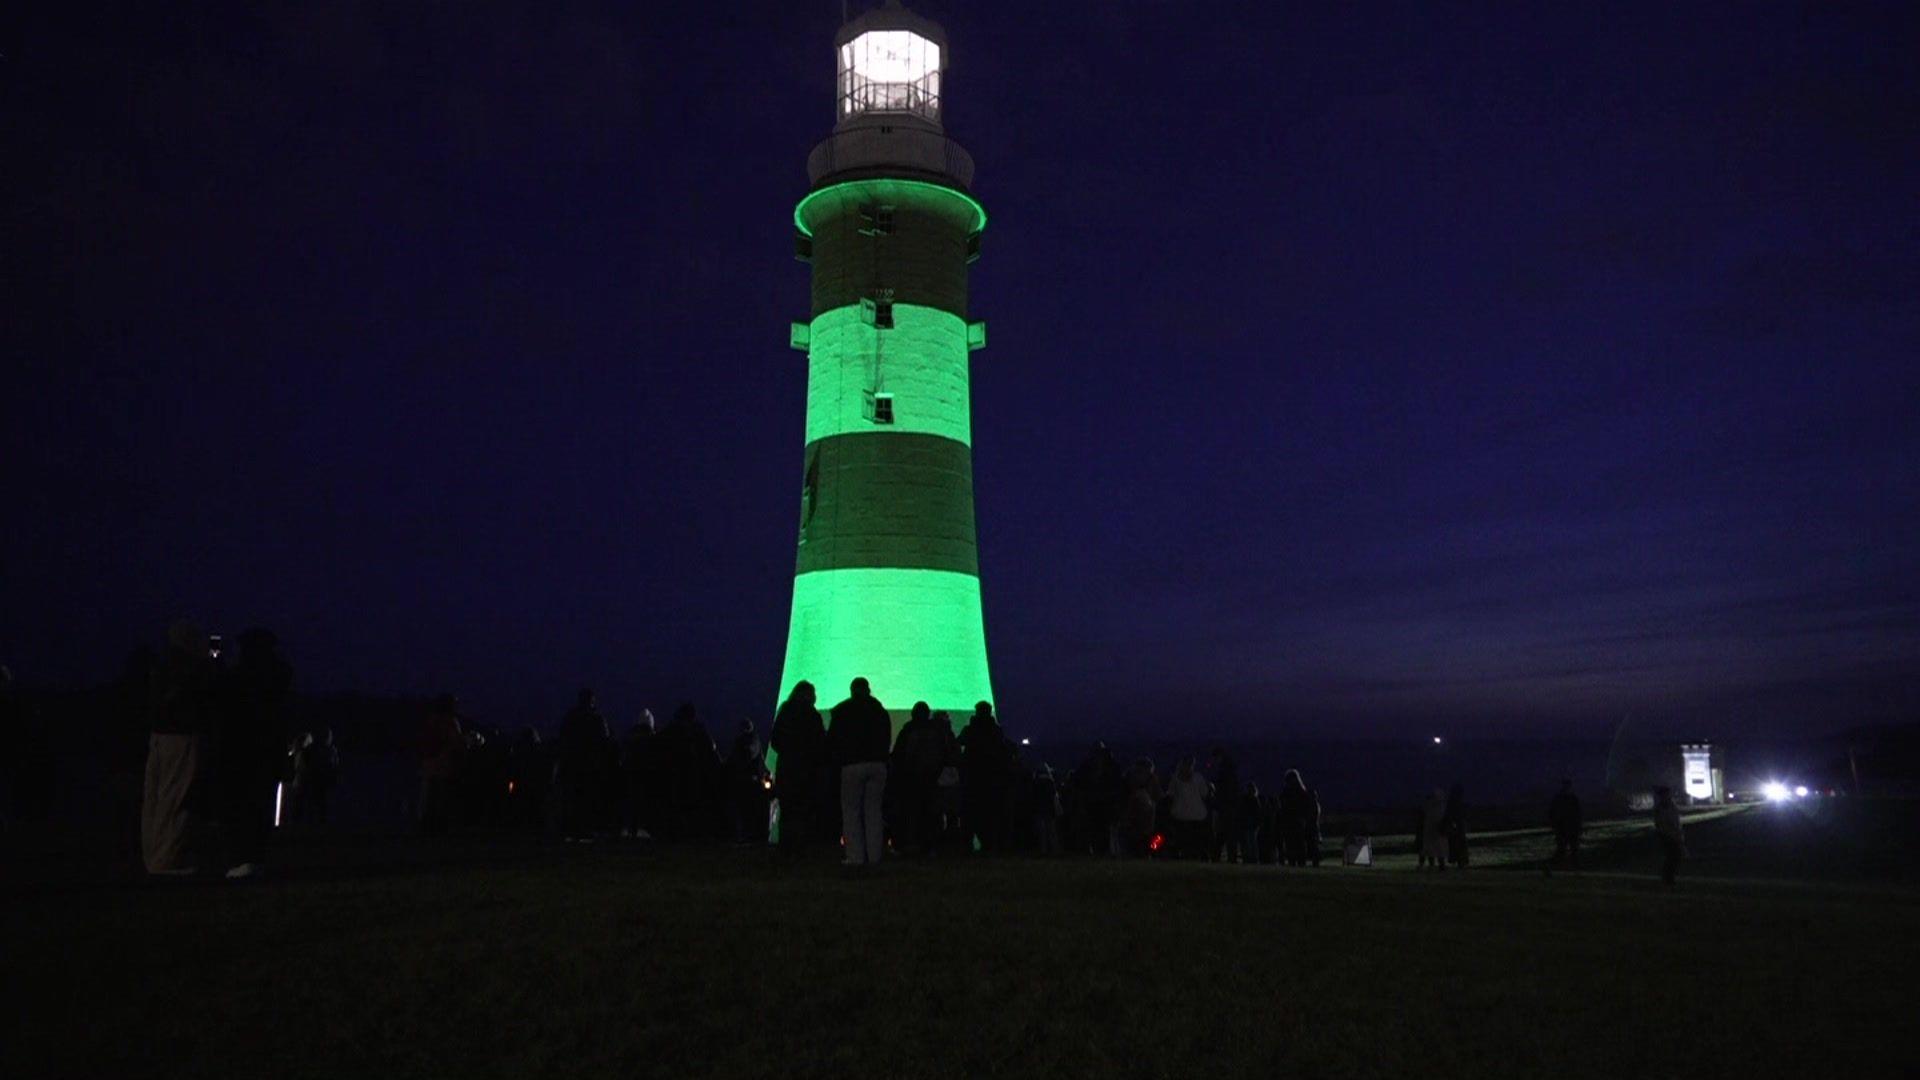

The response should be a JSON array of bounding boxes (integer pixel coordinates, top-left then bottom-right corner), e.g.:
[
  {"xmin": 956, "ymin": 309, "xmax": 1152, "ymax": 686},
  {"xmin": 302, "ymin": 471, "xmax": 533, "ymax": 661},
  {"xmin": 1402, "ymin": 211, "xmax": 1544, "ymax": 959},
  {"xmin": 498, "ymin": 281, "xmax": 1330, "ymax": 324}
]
[{"xmin": 778, "ymin": 566, "xmax": 992, "ymax": 725}]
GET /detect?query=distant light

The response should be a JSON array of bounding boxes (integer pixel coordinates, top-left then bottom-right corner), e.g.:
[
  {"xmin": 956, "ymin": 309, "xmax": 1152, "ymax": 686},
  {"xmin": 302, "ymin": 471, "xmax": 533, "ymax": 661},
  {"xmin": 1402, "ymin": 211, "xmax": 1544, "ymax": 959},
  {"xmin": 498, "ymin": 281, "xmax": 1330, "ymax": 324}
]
[
  {"xmin": 273, "ymin": 782, "xmax": 284, "ymax": 827},
  {"xmin": 1432, "ymin": 736, "xmax": 1443, "ymax": 745},
  {"xmin": 1020, "ymin": 737, "xmax": 1031, "ymax": 746},
  {"xmin": 1762, "ymin": 781, "xmax": 1790, "ymax": 803},
  {"xmin": 1794, "ymin": 785, "xmax": 1809, "ymax": 798}
]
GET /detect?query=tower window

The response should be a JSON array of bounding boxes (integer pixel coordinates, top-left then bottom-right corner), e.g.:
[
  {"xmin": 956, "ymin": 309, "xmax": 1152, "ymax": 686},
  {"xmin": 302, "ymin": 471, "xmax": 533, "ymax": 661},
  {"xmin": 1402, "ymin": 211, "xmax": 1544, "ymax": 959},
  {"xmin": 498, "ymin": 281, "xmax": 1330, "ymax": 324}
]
[
  {"xmin": 859, "ymin": 205, "xmax": 895, "ymax": 236},
  {"xmin": 862, "ymin": 296, "xmax": 894, "ymax": 329},
  {"xmin": 866, "ymin": 392, "xmax": 895, "ymax": 425}
]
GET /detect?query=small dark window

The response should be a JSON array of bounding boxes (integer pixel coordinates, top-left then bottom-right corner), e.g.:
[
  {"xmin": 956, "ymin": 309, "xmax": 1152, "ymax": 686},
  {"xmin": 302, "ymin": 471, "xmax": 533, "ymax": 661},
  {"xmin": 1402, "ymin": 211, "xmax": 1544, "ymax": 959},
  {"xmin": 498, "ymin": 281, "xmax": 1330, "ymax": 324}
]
[
  {"xmin": 859, "ymin": 205, "xmax": 895, "ymax": 237},
  {"xmin": 863, "ymin": 296, "xmax": 894, "ymax": 329},
  {"xmin": 871, "ymin": 393, "xmax": 895, "ymax": 424}
]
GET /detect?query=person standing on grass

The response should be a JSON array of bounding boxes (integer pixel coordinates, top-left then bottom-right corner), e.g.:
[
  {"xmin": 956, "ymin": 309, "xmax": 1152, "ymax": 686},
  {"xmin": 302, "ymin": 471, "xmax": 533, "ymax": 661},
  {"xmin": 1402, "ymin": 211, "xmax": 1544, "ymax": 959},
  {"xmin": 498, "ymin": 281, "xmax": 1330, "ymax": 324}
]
[
  {"xmin": 1303, "ymin": 777, "xmax": 1324, "ymax": 867},
  {"xmin": 889, "ymin": 701, "xmax": 950, "ymax": 855},
  {"xmin": 1549, "ymin": 779, "xmax": 1583, "ymax": 869},
  {"xmin": 618, "ymin": 713, "xmax": 655, "ymax": 838},
  {"xmin": 554, "ymin": 689, "xmax": 613, "ymax": 841},
  {"xmin": 1420, "ymin": 788, "xmax": 1449, "ymax": 870},
  {"xmin": 1442, "ymin": 783, "xmax": 1470, "ymax": 868},
  {"xmin": 1231, "ymin": 782, "xmax": 1261, "ymax": 864},
  {"xmin": 1207, "ymin": 747, "xmax": 1240, "ymax": 862},
  {"xmin": 1653, "ymin": 785, "xmax": 1686, "ymax": 886},
  {"xmin": 959, "ymin": 701, "xmax": 1012, "ymax": 852},
  {"xmin": 1031, "ymin": 764, "xmax": 1063, "ymax": 855},
  {"xmin": 143, "ymin": 621, "xmax": 220, "ymax": 875},
  {"xmin": 1277, "ymin": 769, "xmax": 1311, "ymax": 866},
  {"xmin": 1166, "ymin": 757, "xmax": 1211, "ymax": 860},
  {"xmin": 932, "ymin": 711, "xmax": 965, "ymax": 854},
  {"xmin": 726, "ymin": 718, "xmax": 769, "ymax": 845},
  {"xmin": 769, "ymin": 682, "xmax": 825, "ymax": 847},
  {"xmin": 216, "ymin": 628, "xmax": 292, "ymax": 879},
  {"xmin": 418, "ymin": 694, "xmax": 466, "ymax": 836},
  {"xmin": 289, "ymin": 724, "xmax": 338, "ymax": 825},
  {"xmin": 829, "ymin": 678, "xmax": 891, "ymax": 867},
  {"xmin": 1120, "ymin": 757, "xmax": 1162, "ymax": 856},
  {"xmin": 660, "ymin": 702, "xmax": 722, "ymax": 840}
]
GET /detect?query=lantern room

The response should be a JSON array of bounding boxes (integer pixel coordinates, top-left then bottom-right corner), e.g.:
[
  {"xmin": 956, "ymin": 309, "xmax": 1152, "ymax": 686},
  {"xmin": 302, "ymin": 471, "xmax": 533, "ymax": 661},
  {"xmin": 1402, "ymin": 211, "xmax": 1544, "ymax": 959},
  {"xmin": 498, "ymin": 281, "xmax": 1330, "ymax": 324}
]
[{"xmin": 835, "ymin": 4, "xmax": 946, "ymax": 128}]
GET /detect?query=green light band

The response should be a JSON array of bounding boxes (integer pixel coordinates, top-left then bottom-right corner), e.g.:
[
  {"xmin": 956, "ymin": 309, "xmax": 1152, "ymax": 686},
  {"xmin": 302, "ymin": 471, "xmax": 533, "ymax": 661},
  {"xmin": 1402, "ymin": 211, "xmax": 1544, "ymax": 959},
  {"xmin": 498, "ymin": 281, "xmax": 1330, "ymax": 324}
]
[
  {"xmin": 777, "ymin": 566, "xmax": 993, "ymax": 732},
  {"xmin": 806, "ymin": 303, "xmax": 972, "ymax": 446},
  {"xmin": 794, "ymin": 178, "xmax": 988, "ymax": 239}
]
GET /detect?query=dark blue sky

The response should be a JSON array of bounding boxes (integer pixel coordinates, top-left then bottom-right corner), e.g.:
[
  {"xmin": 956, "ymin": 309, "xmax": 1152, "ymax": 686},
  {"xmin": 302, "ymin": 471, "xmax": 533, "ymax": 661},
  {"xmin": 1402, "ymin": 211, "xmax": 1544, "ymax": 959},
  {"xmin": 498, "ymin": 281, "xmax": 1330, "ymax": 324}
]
[{"xmin": 5, "ymin": 2, "xmax": 1916, "ymax": 740}]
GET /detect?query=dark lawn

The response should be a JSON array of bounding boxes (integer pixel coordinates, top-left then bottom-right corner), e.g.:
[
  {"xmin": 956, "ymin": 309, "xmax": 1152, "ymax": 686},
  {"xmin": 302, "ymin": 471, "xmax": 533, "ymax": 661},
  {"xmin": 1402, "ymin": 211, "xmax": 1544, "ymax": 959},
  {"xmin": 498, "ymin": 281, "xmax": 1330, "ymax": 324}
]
[{"xmin": 5, "ymin": 823, "xmax": 1918, "ymax": 1080}]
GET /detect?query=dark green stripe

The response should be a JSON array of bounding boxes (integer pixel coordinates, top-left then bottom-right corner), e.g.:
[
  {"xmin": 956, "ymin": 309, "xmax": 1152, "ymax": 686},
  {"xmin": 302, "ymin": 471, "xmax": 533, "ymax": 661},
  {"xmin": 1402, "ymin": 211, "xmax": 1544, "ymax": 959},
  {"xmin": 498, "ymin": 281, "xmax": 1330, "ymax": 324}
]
[
  {"xmin": 796, "ymin": 432, "xmax": 977, "ymax": 575},
  {"xmin": 808, "ymin": 203, "xmax": 970, "ymax": 319}
]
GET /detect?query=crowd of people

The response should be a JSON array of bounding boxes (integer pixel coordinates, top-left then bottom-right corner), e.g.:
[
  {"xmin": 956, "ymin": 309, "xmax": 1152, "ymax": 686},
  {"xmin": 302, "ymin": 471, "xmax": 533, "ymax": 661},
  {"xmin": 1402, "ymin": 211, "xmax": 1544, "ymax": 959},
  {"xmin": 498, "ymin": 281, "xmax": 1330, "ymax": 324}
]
[
  {"xmin": 400, "ymin": 676, "xmax": 1337, "ymax": 868},
  {"xmin": 114, "ymin": 626, "xmax": 1690, "ymax": 883}
]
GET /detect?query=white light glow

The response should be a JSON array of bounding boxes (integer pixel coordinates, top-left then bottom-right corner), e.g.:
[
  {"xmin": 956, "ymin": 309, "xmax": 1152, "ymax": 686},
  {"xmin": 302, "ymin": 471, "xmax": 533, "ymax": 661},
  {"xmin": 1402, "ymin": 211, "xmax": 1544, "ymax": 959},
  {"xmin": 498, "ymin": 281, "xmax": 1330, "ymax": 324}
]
[
  {"xmin": 846, "ymin": 31, "xmax": 938, "ymax": 83},
  {"xmin": 1794, "ymin": 785, "xmax": 1809, "ymax": 798},
  {"xmin": 273, "ymin": 782, "xmax": 284, "ymax": 827},
  {"xmin": 1762, "ymin": 781, "xmax": 1790, "ymax": 803},
  {"xmin": 1432, "ymin": 736, "xmax": 1443, "ymax": 745},
  {"xmin": 838, "ymin": 30, "xmax": 942, "ymax": 121}
]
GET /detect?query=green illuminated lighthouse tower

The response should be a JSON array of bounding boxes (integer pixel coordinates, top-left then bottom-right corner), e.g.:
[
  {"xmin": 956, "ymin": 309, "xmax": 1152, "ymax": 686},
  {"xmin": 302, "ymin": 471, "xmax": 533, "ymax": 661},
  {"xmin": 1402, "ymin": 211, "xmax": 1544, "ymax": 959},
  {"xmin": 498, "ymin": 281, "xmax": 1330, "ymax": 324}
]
[{"xmin": 778, "ymin": 2, "xmax": 992, "ymax": 726}]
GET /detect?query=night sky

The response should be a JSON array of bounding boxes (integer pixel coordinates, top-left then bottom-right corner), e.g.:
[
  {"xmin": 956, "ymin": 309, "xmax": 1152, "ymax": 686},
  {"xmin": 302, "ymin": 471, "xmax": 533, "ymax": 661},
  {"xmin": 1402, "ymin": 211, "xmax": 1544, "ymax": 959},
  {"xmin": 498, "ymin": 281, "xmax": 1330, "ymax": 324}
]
[{"xmin": 5, "ymin": 2, "xmax": 1917, "ymax": 741}]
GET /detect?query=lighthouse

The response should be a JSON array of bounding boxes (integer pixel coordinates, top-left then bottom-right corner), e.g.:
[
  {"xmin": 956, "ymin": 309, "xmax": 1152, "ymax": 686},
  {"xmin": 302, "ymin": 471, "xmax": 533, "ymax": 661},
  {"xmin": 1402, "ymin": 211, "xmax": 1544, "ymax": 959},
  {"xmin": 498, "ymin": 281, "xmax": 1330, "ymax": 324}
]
[{"xmin": 777, "ymin": 2, "xmax": 993, "ymax": 728}]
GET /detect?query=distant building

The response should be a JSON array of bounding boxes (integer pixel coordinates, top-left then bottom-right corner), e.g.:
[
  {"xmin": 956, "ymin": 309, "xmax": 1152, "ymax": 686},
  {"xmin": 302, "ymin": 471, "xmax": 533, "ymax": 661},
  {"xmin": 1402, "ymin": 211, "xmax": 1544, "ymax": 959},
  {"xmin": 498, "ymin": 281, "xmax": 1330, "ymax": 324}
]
[{"xmin": 1680, "ymin": 742, "xmax": 1722, "ymax": 803}]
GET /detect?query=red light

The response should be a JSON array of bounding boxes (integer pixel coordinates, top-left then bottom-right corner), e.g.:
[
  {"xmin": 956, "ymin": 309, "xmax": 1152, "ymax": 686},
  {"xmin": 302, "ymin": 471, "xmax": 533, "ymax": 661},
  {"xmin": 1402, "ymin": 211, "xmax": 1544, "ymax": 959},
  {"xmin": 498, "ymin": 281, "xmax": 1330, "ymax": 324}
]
[
  {"xmin": 507, "ymin": 781, "xmax": 516, "ymax": 794},
  {"xmin": 1149, "ymin": 833, "xmax": 1165, "ymax": 853}
]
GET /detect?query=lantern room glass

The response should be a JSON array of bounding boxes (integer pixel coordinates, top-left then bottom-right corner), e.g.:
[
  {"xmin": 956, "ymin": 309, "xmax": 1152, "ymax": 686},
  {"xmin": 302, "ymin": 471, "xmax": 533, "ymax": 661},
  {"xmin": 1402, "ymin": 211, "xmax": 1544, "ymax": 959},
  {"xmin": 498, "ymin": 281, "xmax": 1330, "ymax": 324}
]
[{"xmin": 838, "ymin": 30, "xmax": 942, "ymax": 124}]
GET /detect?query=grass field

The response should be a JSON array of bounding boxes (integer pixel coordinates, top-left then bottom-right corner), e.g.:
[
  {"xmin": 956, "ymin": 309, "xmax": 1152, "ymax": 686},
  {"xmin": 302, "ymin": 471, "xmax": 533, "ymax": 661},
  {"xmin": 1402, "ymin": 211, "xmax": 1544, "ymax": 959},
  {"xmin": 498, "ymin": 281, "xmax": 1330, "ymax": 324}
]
[{"xmin": 6, "ymin": 808, "xmax": 1919, "ymax": 1080}]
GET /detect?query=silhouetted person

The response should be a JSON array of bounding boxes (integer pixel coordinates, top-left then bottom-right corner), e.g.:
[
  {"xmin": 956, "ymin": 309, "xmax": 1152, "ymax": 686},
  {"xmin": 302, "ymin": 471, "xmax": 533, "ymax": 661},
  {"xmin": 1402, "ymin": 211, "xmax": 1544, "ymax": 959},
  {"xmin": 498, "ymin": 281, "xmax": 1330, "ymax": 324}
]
[
  {"xmin": 829, "ymin": 677, "xmax": 891, "ymax": 867},
  {"xmin": 1303, "ymin": 780, "xmax": 1324, "ymax": 867},
  {"xmin": 289, "ymin": 725, "xmax": 338, "ymax": 825},
  {"xmin": 1231, "ymin": 782, "xmax": 1261, "ymax": 864},
  {"xmin": 1069, "ymin": 742, "xmax": 1124, "ymax": 856},
  {"xmin": 890, "ymin": 701, "xmax": 950, "ymax": 855},
  {"xmin": 1443, "ymin": 783, "xmax": 1470, "ymax": 868},
  {"xmin": 554, "ymin": 689, "xmax": 613, "ymax": 841},
  {"xmin": 1653, "ymin": 786, "xmax": 1686, "ymax": 886},
  {"xmin": 1031, "ymin": 765, "xmax": 1063, "ymax": 855},
  {"xmin": 727, "ymin": 718, "xmax": 769, "ymax": 844},
  {"xmin": 1277, "ymin": 769, "xmax": 1312, "ymax": 866},
  {"xmin": 769, "ymin": 682, "xmax": 827, "ymax": 848},
  {"xmin": 1208, "ymin": 747, "xmax": 1240, "ymax": 861},
  {"xmin": 1420, "ymin": 788, "xmax": 1448, "ymax": 870},
  {"xmin": 1166, "ymin": 757, "xmax": 1211, "ymax": 860},
  {"xmin": 932, "ymin": 711, "xmax": 965, "ymax": 853},
  {"xmin": 1121, "ymin": 758, "xmax": 1162, "ymax": 857},
  {"xmin": 958, "ymin": 701, "xmax": 1011, "ymax": 852},
  {"xmin": 418, "ymin": 694, "xmax": 465, "ymax": 835},
  {"xmin": 216, "ymin": 628, "xmax": 292, "ymax": 877},
  {"xmin": 1549, "ymin": 779, "xmax": 1583, "ymax": 869},
  {"xmin": 661, "ymin": 702, "xmax": 721, "ymax": 839},
  {"xmin": 142, "ymin": 621, "xmax": 220, "ymax": 875},
  {"xmin": 1259, "ymin": 791, "xmax": 1281, "ymax": 864},
  {"xmin": 618, "ymin": 712, "xmax": 655, "ymax": 838}
]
